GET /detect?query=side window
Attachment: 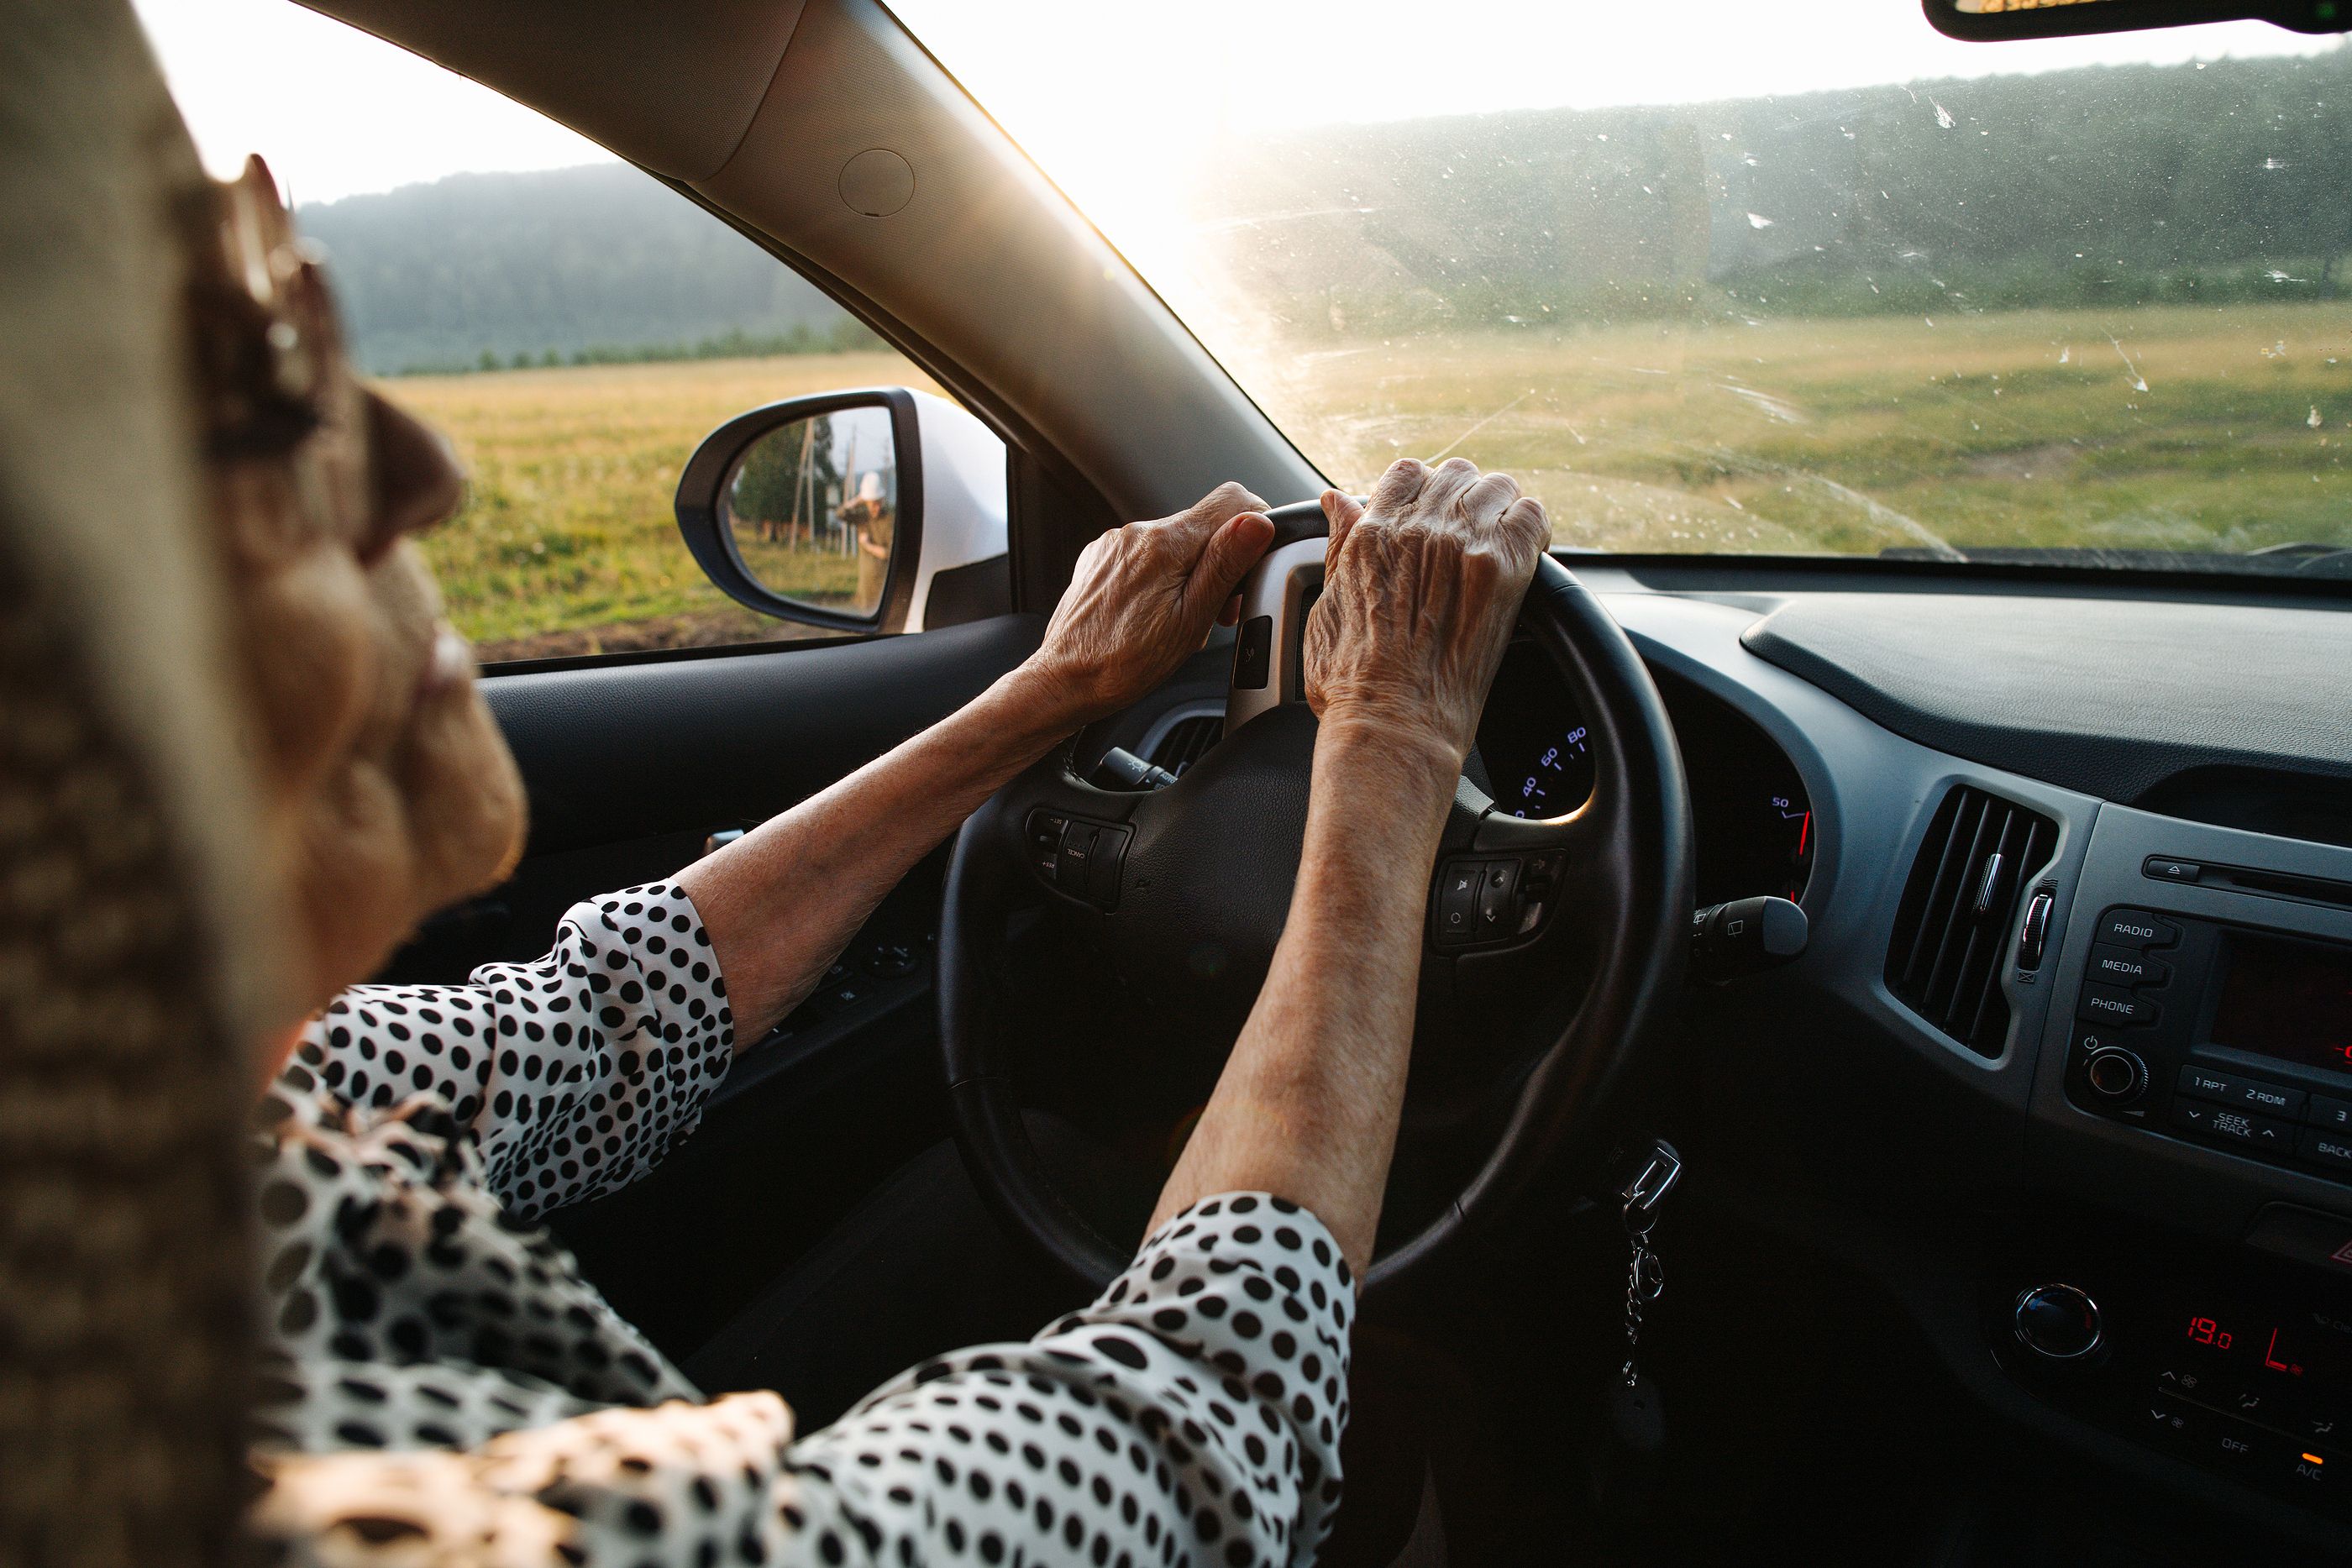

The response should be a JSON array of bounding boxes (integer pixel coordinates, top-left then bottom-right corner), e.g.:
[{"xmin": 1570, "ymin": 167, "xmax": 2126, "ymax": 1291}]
[{"xmin": 141, "ymin": 3, "xmax": 977, "ymax": 663}]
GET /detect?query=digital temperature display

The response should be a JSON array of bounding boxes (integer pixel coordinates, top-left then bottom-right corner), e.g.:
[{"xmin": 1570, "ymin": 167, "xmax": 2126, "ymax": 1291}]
[
  {"xmin": 2185, "ymin": 1315, "xmax": 2234, "ymax": 1350},
  {"xmin": 2179, "ymin": 1309, "xmax": 2328, "ymax": 1382}
]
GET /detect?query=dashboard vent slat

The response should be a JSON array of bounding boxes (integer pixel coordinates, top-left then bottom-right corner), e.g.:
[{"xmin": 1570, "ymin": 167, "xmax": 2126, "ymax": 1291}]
[
  {"xmin": 1151, "ymin": 715, "xmax": 1222, "ymax": 778},
  {"xmin": 1885, "ymin": 784, "xmax": 2055, "ymax": 1058}
]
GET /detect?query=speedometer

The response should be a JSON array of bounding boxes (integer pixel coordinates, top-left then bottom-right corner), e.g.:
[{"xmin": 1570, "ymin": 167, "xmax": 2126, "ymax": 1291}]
[
  {"xmin": 1473, "ymin": 642, "xmax": 1599, "ymax": 819},
  {"xmin": 1508, "ymin": 726, "xmax": 1591, "ymax": 817}
]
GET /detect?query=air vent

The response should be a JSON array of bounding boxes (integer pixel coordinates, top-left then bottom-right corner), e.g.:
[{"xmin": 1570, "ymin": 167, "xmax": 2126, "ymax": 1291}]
[
  {"xmin": 1151, "ymin": 714, "xmax": 1222, "ymax": 778},
  {"xmin": 1885, "ymin": 784, "xmax": 2056, "ymax": 1057}
]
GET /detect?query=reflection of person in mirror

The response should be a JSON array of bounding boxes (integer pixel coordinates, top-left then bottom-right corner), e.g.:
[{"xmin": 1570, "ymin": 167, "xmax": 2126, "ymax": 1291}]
[{"xmin": 840, "ymin": 469, "xmax": 893, "ymax": 609}]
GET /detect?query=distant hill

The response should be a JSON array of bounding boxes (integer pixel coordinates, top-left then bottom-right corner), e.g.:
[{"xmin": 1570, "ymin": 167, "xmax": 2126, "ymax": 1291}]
[
  {"xmin": 1189, "ymin": 45, "xmax": 2352, "ymax": 335},
  {"xmin": 299, "ymin": 163, "xmax": 856, "ymax": 374},
  {"xmin": 305, "ymin": 49, "xmax": 2352, "ymax": 373}
]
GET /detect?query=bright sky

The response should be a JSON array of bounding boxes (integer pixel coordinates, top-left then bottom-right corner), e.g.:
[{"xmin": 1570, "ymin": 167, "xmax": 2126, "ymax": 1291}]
[{"xmin": 139, "ymin": 0, "xmax": 2333, "ymax": 209}]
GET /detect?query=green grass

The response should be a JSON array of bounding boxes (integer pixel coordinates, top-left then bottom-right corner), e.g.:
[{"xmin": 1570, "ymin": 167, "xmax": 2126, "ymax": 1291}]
[
  {"xmin": 393, "ymin": 351, "xmax": 939, "ymax": 660},
  {"xmin": 1259, "ymin": 302, "xmax": 2352, "ymax": 559},
  {"xmin": 399, "ymin": 305, "xmax": 2352, "ymax": 661}
]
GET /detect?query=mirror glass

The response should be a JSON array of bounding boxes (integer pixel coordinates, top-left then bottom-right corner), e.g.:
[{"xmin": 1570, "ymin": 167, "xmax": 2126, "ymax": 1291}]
[{"xmin": 723, "ymin": 406, "xmax": 900, "ymax": 618}]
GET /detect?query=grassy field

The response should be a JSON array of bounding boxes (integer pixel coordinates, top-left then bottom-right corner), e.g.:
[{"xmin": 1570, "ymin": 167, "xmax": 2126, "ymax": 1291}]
[
  {"xmin": 1270, "ymin": 301, "xmax": 2352, "ymax": 558},
  {"xmin": 398, "ymin": 305, "xmax": 2350, "ymax": 662},
  {"xmin": 394, "ymin": 352, "xmax": 939, "ymax": 661}
]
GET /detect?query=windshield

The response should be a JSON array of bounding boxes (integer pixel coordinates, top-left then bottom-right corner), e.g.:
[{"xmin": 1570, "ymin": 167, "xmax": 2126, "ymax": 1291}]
[{"xmin": 895, "ymin": 1, "xmax": 2352, "ymax": 577}]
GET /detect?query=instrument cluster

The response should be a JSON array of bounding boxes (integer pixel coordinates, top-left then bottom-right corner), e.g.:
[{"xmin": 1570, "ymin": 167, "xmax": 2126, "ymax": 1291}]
[{"xmin": 1473, "ymin": 644, "xmax": 1814, "ymax": 907}]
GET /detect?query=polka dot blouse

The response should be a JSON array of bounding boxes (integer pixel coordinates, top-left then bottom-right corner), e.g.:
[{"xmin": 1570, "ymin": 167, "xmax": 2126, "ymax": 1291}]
[{"xmin": 245, "ymin": 881, "xmax": 1355, "ymax": 1568}]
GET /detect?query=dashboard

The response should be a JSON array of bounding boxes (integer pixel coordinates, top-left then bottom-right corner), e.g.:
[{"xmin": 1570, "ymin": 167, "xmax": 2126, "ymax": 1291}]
[
  {"xmin": 1132, "ymin": 564, "xmax": 2352, "ymax": 1549},
  {"xmin": 1586, "ymin": 572, "xmax": 2352, "ymax": 1544}
]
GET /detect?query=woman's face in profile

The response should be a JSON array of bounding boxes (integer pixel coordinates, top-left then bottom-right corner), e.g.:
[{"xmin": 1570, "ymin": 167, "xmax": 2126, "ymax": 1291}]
[{"xmin": 200, "ymin": 160, "xmax": 526, "ymax": 1025}]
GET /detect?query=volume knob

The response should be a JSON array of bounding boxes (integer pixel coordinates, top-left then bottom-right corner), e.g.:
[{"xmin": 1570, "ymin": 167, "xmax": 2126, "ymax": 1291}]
[
  {"xmin": 2013, "ymin": 1283, "xmax": 2103, "ymax": 1361},
  {"xmin": 2084, "ymin": 1046, "xmax": 2146, "ymax": 1104}
]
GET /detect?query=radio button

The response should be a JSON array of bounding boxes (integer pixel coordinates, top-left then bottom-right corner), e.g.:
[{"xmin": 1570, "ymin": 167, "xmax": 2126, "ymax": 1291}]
[
  {"xmin": 2307, "ymin": 1094, "xmax": 2352, "ymax": 1131},
  {"xmin": 2300, "ymin": 1127, "xmax": 2352, "ymax": 1172},
  {"xmin": 2176, "ymin": 1066, "xmax": 2306, "ymax": 1118},
  {"xmin": 2172, "ymin": 1098, "xmax": 2295, "ymax": 1151},
  {"xmin": 2097, "ymin": 908, "xmax": 2181, "ymax": 949},
  {"xmin": 2087, "ymin": 942, "xmax": 2171, "ymax": 989},
  {"xmin": 2078, "ymin": 983, "xmax": 2158, "ymax": 1027}
]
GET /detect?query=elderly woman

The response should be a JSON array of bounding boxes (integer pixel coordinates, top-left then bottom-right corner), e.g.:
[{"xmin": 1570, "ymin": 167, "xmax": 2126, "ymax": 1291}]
[{"xmin": 147, "ymin": 60, "xmax": 1547, "ymax": 1568}]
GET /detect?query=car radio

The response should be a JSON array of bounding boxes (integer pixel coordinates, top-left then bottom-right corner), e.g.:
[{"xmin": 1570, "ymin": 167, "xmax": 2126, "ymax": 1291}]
[{"xmin": 2065, "ymin": 905, "xmax": 2352, "ymax": 1181}]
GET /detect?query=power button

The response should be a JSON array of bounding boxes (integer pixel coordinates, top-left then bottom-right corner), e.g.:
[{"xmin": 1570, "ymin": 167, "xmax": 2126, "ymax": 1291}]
[{"xmin": 2084, "ymin": 1046, "xmax": 2147, "ymax": 1104}]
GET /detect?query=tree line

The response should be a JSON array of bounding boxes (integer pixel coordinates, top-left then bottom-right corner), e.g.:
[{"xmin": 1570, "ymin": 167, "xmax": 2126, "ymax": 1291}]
[
  {"xmin": 1197, "ymin": 45, "xmax": 2352, "ymax": 334},
  {"xmin": 298, "ymin": 162, "xmax": 869, "ymax": 374}
]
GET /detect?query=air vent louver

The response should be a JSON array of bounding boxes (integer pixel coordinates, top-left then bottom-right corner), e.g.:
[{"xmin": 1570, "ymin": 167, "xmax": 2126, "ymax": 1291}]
[
  {"xmin": 1151, "ymin": 715, "xmax": 1222, "ymax": 778},
  {"xmin": 1885, "ymin": 784, "xmax": 2056, "ymax": 1057}
]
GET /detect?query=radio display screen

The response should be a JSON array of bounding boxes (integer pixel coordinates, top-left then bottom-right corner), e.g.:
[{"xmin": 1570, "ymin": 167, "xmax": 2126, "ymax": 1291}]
[{"xmin": 2209, "ymin": 931, "xmax": 2352, "ymax": 1077}]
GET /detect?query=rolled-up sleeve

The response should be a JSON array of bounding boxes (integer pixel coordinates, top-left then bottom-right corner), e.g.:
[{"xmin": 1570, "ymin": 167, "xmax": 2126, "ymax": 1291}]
[{"xmin": 290, "ymin": 879, "xmax": 732, "ymax": 1219}]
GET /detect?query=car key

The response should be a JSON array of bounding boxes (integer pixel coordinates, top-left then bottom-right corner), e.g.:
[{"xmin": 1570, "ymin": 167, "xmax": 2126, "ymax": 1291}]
[{"xmin": 1617, "ymin": 1140, "xmax": 1680, "ymax": 1389}]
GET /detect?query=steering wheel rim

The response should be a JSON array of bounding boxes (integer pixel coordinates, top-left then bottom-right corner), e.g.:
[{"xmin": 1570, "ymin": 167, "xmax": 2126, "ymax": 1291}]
[{"xmin": 941, "ymin": 505, "xmax": 1693, "ymax": 1294}]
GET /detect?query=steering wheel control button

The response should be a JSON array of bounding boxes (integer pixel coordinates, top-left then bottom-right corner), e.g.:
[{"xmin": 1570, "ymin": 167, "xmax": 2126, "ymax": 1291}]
[
  {"xmin": 2013, "ymin": 1283, "xmax": 2103, "ymax": 1361},
  {"xmin": 2144, "ymin": 856, "xmax": 2203, "ymax": 884},
  {"xmin": 1086, "ymin": 825, "xmax": 1132, "ymax": 907},
  {"xmin": 2172, "ymin": 1097, "xmax": 2296, "ymax": 1151},
  {"xmin": 1231, "ymin": 615, "xmax": 1273, "ymax": 690},
  {"xmin": 1436, "ymin": 861, "xmax": 1481, "ymax": 947},
  {"xmin": 1026, "ymin": 810, "xmax": 1069, "ymax": 877},
  {"xmin": 1476, "ymin": 859, "xmax": 1520, "ymax": 937},
  {"xmin": 2078, "ymin": 983, "xmax": 2157, "ymax": 1027},
  {"xmin": 2177, "ymin": 1065, "xmax": 2305, "ymax": 1119},
  {"xmin": 2084, "ymin": 1047, "xmax": 2146, "ymax": 1104},
  {"xmin": 1025, "ymin": 810, "xmax": 1134, "ymax": 911},
  {"xmin": 1056, "ymin": 822, "xmax": 1100, "ymax": 894},
  {"xmin": 2097, "ymin": 907, "xmax": 2181, "ymax": 949},
  {"xmin": 1434, "ymin": 853, "xmax": 1558, "ymax": 951},
  {"xmin": 2087, "ymin": 943, "xmax": 2170, "ymax": 989}
]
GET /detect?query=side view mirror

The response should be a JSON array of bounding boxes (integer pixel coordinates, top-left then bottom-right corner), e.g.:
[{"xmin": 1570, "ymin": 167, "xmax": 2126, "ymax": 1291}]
[
  {"xmin": 676, "ymin": 385, "xmax": 1016, "ymax": 636},
  {"xmin": 675, "ymin": 386, "xmax": 926, "ymax": 634}
]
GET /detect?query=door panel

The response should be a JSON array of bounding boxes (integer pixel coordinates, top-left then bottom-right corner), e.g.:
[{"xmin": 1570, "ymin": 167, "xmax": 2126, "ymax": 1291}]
[
  {"xmin": 491, "ymin": 613, "xmax": 1044, "ymax": 859},
  {"xmin": 374, "ymin": 613, "xmax": 1043, "ymax": 1361},
  {"xmin": 382, "ymin": 612, "xmax": 1040, "ymax": 983}
]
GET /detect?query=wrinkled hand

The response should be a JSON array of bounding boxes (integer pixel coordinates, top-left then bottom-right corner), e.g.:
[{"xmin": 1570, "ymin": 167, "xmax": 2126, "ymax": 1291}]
[
  {"xmin": 1027, "ymin": 482, "xmax": 1277, "ymax": 725},
  {"xmin": 1304, "ymin": 457, "xmax": 1549, "ymax": 766}
]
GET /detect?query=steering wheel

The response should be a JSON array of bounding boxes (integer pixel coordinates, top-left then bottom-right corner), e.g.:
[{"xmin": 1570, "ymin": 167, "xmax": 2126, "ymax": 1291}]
[{"xmin": 941, "ymin": 500, "xmax": 1693, "ymax": 1293}]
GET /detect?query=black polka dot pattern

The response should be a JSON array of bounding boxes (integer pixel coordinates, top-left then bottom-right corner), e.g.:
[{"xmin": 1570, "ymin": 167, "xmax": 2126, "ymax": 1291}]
[
  {"xmin": 247, "ymin": 1187, "xmax": 1352, "ymax": 1566},
  {"xmin": 246, "ymin": 880, "xmax": 1354, "ymax": 1565},
  {"xmin": 294, "ymin": 880, "xmax": 730, "ymax": 1222}
]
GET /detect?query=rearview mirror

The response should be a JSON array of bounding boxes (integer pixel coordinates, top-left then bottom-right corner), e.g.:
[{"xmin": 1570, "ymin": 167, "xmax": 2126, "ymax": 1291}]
[
  {"xmin": 675, "ymin": 387, "xmax": 924, "ymax": 633},
  {"xmin": 1923, "ymin": 0, "xmax": 2345, "ymax": 42}
]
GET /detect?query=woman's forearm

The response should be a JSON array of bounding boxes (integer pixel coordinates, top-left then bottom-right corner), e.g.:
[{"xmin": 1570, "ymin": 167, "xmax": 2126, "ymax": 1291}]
[
  {"xmin": 1147, "ymin": 719, "xmax": 1461, "ymax": 1278},
  {"xmin": 679, "ymin": 487, "xmax": 1278, "ymax": 1046},
  {"xmin": 677, "ymin": 663, "xmax": 1082, "ymax": 1043}
]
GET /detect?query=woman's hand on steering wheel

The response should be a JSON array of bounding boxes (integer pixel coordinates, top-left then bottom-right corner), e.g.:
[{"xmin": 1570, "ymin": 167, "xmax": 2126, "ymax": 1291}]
[
  {"xmin": 1023, "ymin": 482, "xmax": 1278, "ymax": 729},
  {"xmin": 1307, "ymin": 458, "xmax": 1551, "ymax": 771}
]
